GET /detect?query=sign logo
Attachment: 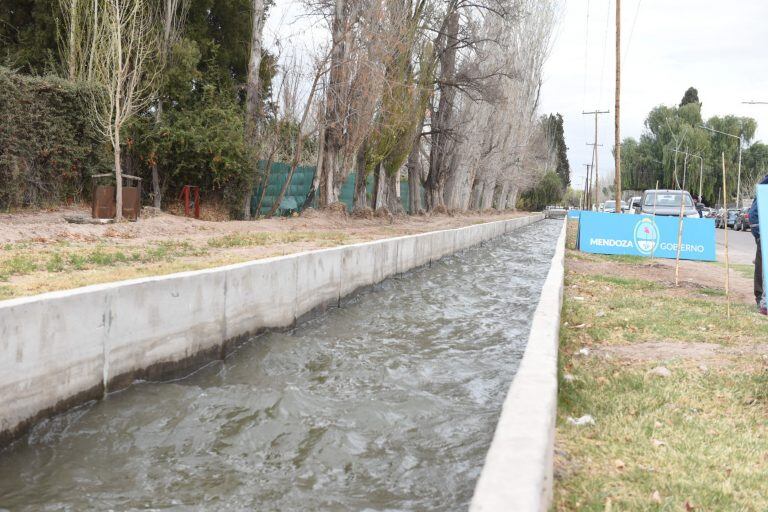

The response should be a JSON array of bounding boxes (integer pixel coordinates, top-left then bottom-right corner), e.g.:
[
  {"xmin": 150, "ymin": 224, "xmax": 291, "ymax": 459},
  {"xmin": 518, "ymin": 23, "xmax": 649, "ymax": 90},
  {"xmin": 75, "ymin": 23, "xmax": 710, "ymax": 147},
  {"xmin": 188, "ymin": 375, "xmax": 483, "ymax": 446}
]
[{"xmin": 633, "ymin": 217, "xmax": 659, "ymax": 255}]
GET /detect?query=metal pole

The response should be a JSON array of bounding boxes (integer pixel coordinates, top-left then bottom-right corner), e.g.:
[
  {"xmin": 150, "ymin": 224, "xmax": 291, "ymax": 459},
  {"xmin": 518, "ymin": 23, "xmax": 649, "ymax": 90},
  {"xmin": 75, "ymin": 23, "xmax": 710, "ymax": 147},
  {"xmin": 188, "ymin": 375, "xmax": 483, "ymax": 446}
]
[{"xmin": 614, "ymin": 0, "xmax": 622, "ymax": 213}]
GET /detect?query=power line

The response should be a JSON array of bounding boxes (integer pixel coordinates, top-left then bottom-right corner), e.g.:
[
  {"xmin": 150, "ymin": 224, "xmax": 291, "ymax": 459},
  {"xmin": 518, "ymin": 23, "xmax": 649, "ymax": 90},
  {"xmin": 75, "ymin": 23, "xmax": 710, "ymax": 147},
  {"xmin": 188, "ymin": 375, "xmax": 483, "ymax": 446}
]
[
  {"xmin": 598, "ymin": 0, "xmax": 612, "ymax": 106},
  {"xmin": 623, "ymin": 0, "xmax": 643, "ymax": 65},
  {"xmin": 582, "ymin": 0, "xmax": 591, "ymax": 108}
]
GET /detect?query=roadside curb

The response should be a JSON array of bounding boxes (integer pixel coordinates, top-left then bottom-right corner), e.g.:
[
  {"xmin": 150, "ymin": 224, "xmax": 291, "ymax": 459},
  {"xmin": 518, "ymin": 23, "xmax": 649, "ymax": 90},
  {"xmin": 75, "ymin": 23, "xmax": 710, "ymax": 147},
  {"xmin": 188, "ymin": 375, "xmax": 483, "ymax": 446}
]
[{"xmin": 470, "ymin": 219, "xmax": 566, "ymax": 512}]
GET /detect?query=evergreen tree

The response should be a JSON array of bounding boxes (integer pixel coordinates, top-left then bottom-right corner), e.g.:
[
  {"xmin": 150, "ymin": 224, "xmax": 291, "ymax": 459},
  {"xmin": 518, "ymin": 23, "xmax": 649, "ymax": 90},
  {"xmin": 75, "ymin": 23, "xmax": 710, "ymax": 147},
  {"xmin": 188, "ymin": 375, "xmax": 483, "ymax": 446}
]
[{"xmin": 680, "ymin": 87, "xmax": 701, "ymax": 107}]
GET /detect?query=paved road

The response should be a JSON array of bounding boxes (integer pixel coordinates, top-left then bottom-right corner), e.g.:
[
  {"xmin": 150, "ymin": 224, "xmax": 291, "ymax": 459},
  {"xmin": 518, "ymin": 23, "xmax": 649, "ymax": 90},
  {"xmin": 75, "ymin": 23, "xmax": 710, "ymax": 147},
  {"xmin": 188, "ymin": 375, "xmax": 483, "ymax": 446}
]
[{"xmin": 715, "ymin": 227, "xmax": 755, "ymax": 265}]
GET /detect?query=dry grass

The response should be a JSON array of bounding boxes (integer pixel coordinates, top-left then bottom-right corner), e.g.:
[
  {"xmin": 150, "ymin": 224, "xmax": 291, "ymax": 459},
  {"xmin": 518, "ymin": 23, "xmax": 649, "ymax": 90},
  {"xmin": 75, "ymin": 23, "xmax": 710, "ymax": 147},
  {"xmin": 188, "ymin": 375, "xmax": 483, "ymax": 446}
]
[
  {"xmin": 0, "ymin": 232, "xmax": 355, "ymax": 299},
  {"xmin": 555, "ymin": 248, "xmax": 768, "ymax": 511}
]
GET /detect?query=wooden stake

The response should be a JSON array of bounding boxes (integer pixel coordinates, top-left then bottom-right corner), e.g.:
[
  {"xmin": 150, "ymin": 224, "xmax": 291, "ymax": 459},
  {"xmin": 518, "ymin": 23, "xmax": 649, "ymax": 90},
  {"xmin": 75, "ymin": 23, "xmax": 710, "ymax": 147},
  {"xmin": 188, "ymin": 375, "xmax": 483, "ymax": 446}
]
[
  {"xmin": 614, "ymin": 0, "xmax": 622, "ymax": 213},
  {"xmin": 674, "ymin": 184, "xmax": 685, "ymax": 286},
  {"xmin": 722, "ymin": 153, "xmax": 730, "ymax": 318},
  {"xmin": 650, "ymin": 180, "xmax": 659, "ymax": 263}
]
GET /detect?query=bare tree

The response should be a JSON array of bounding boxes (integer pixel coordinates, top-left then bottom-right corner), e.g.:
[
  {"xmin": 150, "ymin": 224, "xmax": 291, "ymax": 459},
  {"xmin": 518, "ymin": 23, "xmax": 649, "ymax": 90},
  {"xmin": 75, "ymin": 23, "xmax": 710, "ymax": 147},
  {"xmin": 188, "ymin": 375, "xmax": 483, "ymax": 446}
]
[
  {"xmin": 88, "ymin": 0, "xmax": 159, "ymax": 221},
  {"xmin": 242, "ymin": 0, "xmax": 268, "ymax": 219},
  {"xmin": 267, "ymin": 56, "xmax": 329, "ymax": 217},
  {"xmin": 58, "ymin": 0, "xmax": 86, "ymax": 79},
  {"xmin": 315, "ymin": 0, "xmax": 385, "ymax": 208},
  {"xmin": 434, "ymin": 0, "xmax": 558, "ymax": 211}
]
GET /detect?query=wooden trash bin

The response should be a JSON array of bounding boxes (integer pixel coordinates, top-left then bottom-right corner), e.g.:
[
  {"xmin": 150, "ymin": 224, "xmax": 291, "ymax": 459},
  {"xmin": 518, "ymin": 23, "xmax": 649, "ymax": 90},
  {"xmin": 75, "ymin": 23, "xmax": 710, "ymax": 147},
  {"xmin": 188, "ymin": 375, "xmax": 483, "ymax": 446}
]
[
  {"xmin": 122, "ymin": 186, "xmax": 141, "ymax": 221},
  {"xmin": 91, "ymin": 174, "xmax": 142, "ymax": 220},
  {"xmin": 92, "ymin": 184, "xmax": 117, "ymax": 219}
]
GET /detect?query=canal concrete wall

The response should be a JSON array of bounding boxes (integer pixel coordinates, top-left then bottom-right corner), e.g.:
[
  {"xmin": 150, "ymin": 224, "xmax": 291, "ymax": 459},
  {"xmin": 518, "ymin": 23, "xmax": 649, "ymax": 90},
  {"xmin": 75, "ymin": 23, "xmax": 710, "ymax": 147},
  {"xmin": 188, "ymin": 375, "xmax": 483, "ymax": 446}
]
[
  {"xmin": 0, "ymin": 214, "xmax": 543, "ymax": 445},
  {"xmin": 470, "ymin": 219, "xmax": 566, "ymax": 512}
]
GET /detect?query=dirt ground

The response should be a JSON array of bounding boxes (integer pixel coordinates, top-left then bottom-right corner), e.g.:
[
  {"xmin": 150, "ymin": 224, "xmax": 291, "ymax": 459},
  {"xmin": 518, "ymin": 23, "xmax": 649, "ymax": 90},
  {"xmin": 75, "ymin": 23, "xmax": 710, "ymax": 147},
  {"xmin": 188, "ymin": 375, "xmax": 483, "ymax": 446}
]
[
  {"xmin": 0, "ymin": 205, "xmax": 528, "ymax": 300},
  {"xmin": 0, "ymin": 205, "xmax": 523, "ymax": 245},
  {"xmin": 567, "ymin": 254, "xmax": 755, "ymax": 305}
]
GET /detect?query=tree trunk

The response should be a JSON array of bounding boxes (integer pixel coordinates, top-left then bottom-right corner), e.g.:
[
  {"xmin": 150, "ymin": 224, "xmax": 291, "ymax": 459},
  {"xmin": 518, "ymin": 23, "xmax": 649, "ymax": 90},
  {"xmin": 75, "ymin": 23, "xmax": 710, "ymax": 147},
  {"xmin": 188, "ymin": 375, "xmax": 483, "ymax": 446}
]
[
  {"xmin": 353, "ymin": 144, "xmax": 368, "ymax": 210},
  {"xmin": 151, "ymin": 102, "xmax": 163, "ymax": 208},
  {"xmin": 506, "ymin": 187, "xmax": 519, "ymax": 210},
  {"xmin": 254, "ymin": 150, "xmax": 276, "ymax": 216},
  {"xmin": 243, "ymin": 0, "xmax": 266, "ymax": 219},
  {"xmin": 303, "ymin": 124, "xmax": 325, "ymax": 210},
  {"xmin": 481, "ymin": 181, "xmax": 496, "ymax": 210},
  {"xmin": 318, "ymin": 0, "xmax": 349, "ymax": 208},
  {"xmin": 407, "ymin": 143, "xmax": 421, "ymax": 214},
  {"xmin": 151, "ymin": 163, "xmax": 161, "ymax": 208},
  {"xmin": 386, "ymin": 171, "xmax": 402, "ymax": 213},
  {"xmin": 114, "ymin": 132, "xmax": 123, "ymax": 222},
  {"xmin": 425, "ymin": 9, "xmax": 459, "ymax": 211},
  {"xmin": 372, "ymin": 162, "xmax": 383, "ymax": 210}
]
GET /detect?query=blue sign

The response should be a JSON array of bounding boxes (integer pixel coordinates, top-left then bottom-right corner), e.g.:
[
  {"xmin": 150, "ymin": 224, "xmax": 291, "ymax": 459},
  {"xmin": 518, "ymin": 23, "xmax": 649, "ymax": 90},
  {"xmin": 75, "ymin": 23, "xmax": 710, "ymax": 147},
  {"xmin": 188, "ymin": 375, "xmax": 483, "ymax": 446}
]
[
  {"xmin": 757, "ymin": 185, "xmax": 768, "ymax": 301},
  {"xmin": 578, "ymin": 211, "xmax": 716, "ymax": 261},
  {"xmin": 567, "ymin": 210, "xmax": 582, "ymax": 219}
]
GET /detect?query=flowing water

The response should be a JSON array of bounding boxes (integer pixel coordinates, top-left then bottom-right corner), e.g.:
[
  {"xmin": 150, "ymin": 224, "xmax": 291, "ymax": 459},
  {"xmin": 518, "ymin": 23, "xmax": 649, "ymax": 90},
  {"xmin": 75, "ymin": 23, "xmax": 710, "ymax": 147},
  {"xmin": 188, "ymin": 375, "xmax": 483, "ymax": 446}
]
[{"xmin": 0, "ymin": 220, "xmax": 561, "ymax": 512}]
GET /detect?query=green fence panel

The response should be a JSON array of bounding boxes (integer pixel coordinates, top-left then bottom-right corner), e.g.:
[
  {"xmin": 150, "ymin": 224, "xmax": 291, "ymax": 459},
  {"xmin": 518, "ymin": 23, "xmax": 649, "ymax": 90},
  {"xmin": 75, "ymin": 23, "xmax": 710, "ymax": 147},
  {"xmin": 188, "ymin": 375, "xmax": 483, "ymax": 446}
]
[{"xmin": 252, "ymin": 162, "xmax": 424, "ymax": 216}]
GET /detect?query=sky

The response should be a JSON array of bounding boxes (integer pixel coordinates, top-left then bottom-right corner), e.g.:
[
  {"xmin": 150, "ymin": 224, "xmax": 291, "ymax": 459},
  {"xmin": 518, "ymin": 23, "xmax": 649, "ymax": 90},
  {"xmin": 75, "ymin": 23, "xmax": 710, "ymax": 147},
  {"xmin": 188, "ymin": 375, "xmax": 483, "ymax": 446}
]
[
  {"xmin": 538, "ymin": 0, "xmax": 768, "ymax": 189},
  {"xmin": 265, "ymin": 1, "xmax": 768, "ymax": 190}
]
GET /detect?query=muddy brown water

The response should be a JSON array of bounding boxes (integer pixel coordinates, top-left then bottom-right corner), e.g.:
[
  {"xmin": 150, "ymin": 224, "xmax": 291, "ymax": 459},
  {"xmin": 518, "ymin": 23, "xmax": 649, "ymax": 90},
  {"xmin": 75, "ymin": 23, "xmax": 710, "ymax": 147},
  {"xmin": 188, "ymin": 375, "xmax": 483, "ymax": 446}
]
[{"xmin": 0, "ymin": 220, "xmax": 561, "ymax": 511}]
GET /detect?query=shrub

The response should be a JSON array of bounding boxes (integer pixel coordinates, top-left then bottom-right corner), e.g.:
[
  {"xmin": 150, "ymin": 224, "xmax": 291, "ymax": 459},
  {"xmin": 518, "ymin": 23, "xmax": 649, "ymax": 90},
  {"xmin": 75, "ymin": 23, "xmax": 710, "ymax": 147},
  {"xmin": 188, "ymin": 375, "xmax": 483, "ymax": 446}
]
[{"xmin": 0, "ymin": 67, "xmax": 109, "ymax": 209}]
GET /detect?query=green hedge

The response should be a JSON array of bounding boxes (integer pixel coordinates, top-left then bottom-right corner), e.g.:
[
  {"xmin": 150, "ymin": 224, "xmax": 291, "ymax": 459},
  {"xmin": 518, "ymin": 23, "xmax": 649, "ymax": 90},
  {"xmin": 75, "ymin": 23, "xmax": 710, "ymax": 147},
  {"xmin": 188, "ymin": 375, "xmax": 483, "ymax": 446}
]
[{"xmin": 0, "ymin": 67, "xmax": 108, "ymax": 209}]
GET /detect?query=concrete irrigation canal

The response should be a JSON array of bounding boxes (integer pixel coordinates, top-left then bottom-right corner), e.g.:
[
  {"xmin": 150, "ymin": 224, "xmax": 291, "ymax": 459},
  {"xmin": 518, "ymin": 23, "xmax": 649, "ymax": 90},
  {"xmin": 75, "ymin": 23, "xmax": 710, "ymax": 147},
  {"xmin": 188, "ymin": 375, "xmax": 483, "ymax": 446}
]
[{"xmin": 0, "ymin": 219, "xmax": 562, "ymax": 511}]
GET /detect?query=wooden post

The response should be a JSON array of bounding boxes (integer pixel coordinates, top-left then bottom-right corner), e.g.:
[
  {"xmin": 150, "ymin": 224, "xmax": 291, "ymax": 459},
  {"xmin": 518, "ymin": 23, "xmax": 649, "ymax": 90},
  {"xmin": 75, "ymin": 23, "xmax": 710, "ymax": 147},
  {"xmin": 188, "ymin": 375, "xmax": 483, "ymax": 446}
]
[
  {"xmin": 614, "ymin": 0, "xmax": 622, "ymax": 213},
  {"xmin": 674, "ymin": 186, "xmax": 686, "ymax": 286},
  {"xmin": 722, "ymin": 153, "xmax": 730, "ymax": 318},
  {"xmin": 651, "ymin": 180, "xmax": 659, "ymax": 262}
]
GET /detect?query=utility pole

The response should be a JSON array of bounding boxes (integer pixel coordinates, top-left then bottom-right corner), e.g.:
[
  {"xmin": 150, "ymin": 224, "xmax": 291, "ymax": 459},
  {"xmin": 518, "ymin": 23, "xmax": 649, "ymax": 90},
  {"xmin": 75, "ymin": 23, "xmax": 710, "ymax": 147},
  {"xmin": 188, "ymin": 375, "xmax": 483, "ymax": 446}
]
[
  {"xmin": 582, "ymin": 109, "xmax": 611, "ymax": 175},
  {"xmin": 583, "ymin": 163, "xmax": 592, "ymax": 209},
  {"xmin": 586, "ymin": 143, "xmax": 603, "ymax": 209},
  {"xmin": 583, "ymin": 110, "xmax": 609, "ymax": 211}
]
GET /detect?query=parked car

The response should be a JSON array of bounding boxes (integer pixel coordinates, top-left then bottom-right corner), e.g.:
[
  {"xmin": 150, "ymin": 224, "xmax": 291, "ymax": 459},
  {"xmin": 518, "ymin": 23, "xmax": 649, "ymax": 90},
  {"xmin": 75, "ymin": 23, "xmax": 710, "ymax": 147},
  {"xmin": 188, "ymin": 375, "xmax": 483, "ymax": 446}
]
[
  {"xmin": 639, "ymin": 189, "xmax": 699, "ymax": 218},
  {"xmin": 628, "ymin": 196, "xmax": 642, "ymax": 213},
  {"xmin": 735, "ymin": 207, "xmax": 751, "ymax": 231},
  {"xmin": 602, "ymin": 200, "xmax": 629, "ymax": 213},
  {"xmin": 716, "ymin": 208, "xmax": 739, "ymax": 229}
]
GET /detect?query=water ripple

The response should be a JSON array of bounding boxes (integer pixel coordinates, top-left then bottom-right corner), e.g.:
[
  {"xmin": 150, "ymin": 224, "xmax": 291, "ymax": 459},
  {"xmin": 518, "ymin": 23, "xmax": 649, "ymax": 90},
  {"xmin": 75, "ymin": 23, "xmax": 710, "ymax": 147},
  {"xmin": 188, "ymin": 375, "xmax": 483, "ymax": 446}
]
[{"xmin": 0, "ymin": 220, "xmax": 561, "ymax": 511}]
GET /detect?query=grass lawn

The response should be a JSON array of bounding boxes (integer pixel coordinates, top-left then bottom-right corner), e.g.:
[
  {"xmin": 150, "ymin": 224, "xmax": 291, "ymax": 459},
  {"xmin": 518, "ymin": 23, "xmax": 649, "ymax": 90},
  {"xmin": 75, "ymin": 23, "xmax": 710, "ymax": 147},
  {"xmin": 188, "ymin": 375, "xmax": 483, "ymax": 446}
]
[
  {"xmin": 555, "ymin": 249, "xmax": 768, "ymax": 511},
  {"xmin": 0, "ymin": 231, "xmax": 352, "ymax": 300}
]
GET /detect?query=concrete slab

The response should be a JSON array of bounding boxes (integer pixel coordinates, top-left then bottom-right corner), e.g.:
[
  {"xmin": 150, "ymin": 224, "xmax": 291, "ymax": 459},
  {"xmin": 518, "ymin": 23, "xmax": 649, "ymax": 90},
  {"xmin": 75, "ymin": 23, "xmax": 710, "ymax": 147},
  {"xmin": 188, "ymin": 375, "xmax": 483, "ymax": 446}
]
[
  {"xmin": 295, "ymin": 247, "xmax": 343, "ymax": 317},
  {"xmin": 105, "ymin": 269, "xmax": 227, "ymax": 388},
  {"xmin": 225, "ymin": 255, "xmax": 299, "ymax": 336},
  {"xmin": 0, "ymin": 288, "xmax": 108, "ymax": 440},
  {"xmin": 470, "ymin": 218, "xmax": 565, "ymax": 512}
]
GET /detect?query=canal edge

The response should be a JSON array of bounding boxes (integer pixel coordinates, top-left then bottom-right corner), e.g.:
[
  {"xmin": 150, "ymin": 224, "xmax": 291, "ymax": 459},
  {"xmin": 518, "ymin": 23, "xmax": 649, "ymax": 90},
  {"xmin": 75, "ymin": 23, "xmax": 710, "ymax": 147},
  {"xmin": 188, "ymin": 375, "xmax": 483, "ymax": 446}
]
[
  {"xmin": 0, "ymin": 214, "xmax": 545, "ymax": 448},
  {"xmin": 470, "ymin": 218, "xmax": 567, "ymax": 512}
]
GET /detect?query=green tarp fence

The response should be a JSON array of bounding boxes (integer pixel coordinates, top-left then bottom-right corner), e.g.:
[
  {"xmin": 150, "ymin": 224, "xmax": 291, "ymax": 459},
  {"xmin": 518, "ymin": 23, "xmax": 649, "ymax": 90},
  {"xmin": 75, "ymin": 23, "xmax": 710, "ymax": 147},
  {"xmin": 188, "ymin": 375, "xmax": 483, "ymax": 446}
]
[{"xmin": 251, "ymin": 162, "xmax": 423, "ymax": 216}]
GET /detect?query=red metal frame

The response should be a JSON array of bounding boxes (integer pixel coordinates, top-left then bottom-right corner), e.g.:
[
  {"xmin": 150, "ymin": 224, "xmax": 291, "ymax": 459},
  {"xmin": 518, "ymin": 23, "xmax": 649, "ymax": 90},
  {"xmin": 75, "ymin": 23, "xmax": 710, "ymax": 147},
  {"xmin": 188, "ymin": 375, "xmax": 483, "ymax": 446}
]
[{"xmin": 179, "ymin": 185, "xmax": 200, "ymax": 219}]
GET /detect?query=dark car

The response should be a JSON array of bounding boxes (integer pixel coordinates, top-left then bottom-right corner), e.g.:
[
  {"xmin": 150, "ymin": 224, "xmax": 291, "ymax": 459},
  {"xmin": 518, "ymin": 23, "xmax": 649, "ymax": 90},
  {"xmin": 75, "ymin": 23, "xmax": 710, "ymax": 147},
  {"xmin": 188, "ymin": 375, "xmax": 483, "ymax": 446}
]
[
  {"xmin": 735, "ymin": 207, "xmax": 751, "ymax": 231},
  {"xmin": 639, "ymin": 190, "xmax": 699, "ymax": 218},
  {"xmin": 716, "ymin": 208, "xmax": 739, "ymax": 229}
]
